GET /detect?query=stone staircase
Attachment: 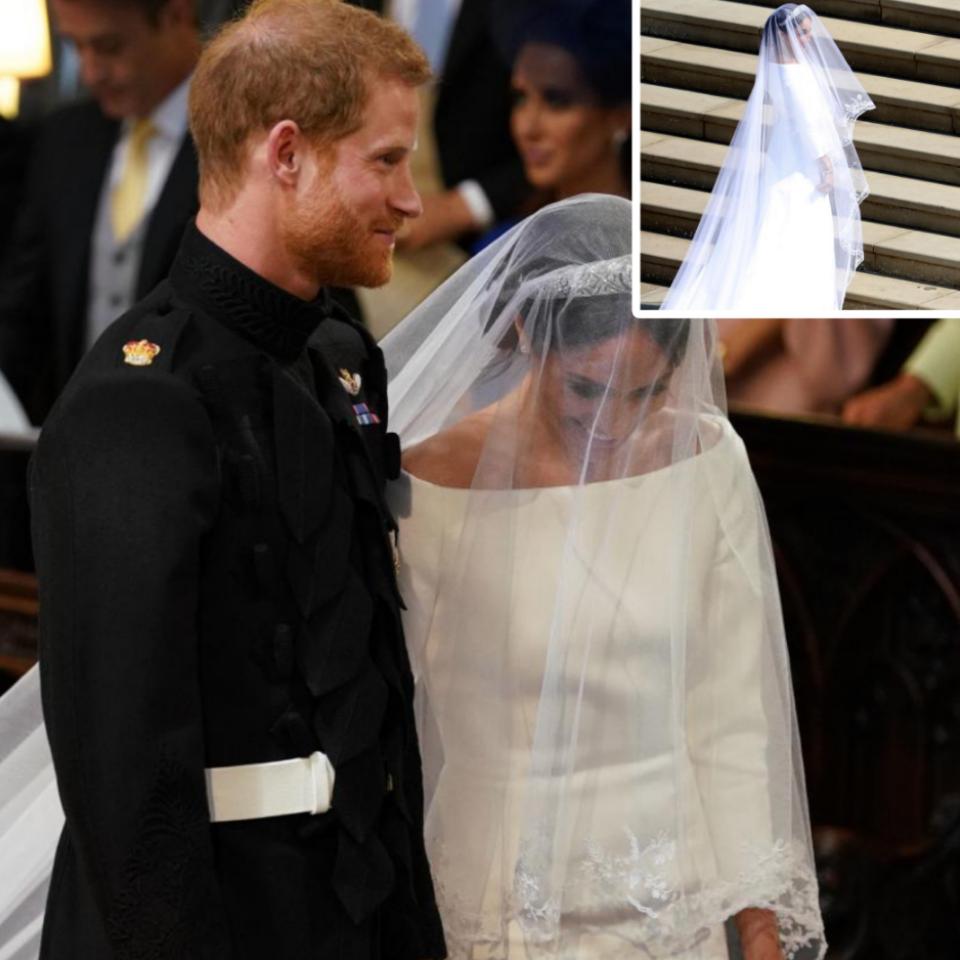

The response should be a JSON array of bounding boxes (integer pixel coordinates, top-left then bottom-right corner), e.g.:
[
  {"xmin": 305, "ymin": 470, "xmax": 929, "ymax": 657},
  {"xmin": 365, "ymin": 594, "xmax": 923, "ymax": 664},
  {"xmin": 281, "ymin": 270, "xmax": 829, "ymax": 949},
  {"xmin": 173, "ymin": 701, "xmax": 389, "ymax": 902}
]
[{"xmin": 639, "ymin": 0, "xmax": 960, "ymax": 309}]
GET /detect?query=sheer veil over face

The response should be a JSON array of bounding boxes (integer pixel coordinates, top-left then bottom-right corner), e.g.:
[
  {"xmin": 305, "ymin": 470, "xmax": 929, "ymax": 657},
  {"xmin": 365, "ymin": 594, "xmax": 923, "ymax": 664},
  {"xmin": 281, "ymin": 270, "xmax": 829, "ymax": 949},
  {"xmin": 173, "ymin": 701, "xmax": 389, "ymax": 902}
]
[
  {"xmin": 384, "ymin": 196, "xmax": 825, "ymax": 957},
  {"xmin": 660, "ymin": 3, "xmax": 874, "ymax": 313}
]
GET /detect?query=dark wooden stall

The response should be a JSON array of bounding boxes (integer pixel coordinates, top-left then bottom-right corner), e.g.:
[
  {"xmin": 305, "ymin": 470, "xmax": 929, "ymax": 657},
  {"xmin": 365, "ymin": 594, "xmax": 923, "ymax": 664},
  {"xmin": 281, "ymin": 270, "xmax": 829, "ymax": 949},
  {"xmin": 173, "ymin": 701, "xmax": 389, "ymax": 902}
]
[
  {"xmin": 732, "ymin": 409, "xmax": 960, "ymax": 959},
  {"xmin": 0, "ymin": 434, "xmax": 37, "ymax": 694}
]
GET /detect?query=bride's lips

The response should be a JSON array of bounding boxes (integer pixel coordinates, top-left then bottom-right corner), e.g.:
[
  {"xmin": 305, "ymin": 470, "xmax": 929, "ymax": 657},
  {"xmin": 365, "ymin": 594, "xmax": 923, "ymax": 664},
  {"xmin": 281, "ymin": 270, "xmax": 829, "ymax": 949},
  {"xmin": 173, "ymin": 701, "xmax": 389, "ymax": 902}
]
[
  {"xmin": 568, "ymin": 419, "xmax": 623, "ymax": 451},
  {"xmin": 587, "ymin": 434, "xmax": 621, "ymax": 449}
]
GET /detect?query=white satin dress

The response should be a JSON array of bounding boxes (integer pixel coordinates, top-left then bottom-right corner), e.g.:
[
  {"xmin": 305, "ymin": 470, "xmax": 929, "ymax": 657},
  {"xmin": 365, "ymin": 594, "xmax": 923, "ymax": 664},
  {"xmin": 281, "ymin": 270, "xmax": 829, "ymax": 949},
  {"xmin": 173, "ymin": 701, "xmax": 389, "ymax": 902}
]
[
  {"xmin": 735, "ymin": 62, "xmax": 839, "ymax": 312},
  {"xmin": 390, "ymin": 418, "xmax": 793, "ymax": 959}
]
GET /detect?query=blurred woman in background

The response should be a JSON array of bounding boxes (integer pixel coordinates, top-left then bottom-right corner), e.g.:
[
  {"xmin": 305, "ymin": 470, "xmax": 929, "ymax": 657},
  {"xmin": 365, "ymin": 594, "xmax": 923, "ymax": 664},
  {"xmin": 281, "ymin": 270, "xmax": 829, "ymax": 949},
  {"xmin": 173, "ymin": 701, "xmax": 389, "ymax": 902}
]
[{"xmin": 506, "ymin": 0, "xmax": 631, "ymax": 204}]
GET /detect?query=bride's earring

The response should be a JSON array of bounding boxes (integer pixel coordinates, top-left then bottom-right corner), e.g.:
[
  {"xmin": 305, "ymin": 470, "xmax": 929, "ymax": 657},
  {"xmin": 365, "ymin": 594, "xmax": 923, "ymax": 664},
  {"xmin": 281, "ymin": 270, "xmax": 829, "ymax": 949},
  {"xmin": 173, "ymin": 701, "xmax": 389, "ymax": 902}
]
[{"xmin": 612, "ymin": 129, "xmax": 628, "ymax": 148}]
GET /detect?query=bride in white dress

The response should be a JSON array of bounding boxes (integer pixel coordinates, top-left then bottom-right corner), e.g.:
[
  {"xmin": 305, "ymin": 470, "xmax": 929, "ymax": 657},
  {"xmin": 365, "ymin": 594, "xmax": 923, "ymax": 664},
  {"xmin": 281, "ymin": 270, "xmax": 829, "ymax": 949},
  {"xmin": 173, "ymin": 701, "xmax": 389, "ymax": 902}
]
[
  {"xmin": 383, "ymin": 195, "xmax": 825, "ymax": 958},
  {"xmin": 660, "ymin": 3, "xmax": 873, "ymax": 313}
]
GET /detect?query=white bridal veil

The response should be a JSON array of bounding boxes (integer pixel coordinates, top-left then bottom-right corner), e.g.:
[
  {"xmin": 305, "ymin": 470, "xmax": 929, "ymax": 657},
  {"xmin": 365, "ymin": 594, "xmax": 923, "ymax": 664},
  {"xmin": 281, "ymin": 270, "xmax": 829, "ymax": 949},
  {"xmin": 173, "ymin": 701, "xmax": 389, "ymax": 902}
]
[
  {"xmin": 660, "ymin": 3, "xmax": 873, "ymax": 313},
  {"xmin": 0, "ymin": 669, "xmax": 60, "ymax": 960},
  {"xmin": 384, "ymin": 194, "xmax": 824, "ymax": 958}
]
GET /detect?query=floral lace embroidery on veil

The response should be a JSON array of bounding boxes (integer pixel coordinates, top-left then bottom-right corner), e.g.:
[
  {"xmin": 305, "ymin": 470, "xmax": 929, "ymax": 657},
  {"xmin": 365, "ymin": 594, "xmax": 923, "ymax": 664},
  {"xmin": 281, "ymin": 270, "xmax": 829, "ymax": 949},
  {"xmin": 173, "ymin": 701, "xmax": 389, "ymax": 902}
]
[{"xmin": 429, "ymin": 833, "xmax": 825, "ymax": 960}]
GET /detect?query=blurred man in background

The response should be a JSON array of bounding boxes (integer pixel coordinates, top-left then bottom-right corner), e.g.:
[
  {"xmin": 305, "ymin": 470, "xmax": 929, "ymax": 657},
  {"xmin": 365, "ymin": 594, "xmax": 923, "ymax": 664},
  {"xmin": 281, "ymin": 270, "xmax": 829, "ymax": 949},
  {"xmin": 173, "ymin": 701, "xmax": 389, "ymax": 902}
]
[{"xmin": 0, "ymin": 0, "xmax": 201, "ymax": 424}]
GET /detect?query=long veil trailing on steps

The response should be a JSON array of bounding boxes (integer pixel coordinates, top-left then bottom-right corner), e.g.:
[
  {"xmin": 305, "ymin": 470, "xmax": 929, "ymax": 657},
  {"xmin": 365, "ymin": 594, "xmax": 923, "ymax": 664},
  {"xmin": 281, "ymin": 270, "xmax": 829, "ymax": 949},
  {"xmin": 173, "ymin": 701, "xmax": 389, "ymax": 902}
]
[{"xmin": 660, "ymin": 3, "xmax": 873, "ymax": 314}]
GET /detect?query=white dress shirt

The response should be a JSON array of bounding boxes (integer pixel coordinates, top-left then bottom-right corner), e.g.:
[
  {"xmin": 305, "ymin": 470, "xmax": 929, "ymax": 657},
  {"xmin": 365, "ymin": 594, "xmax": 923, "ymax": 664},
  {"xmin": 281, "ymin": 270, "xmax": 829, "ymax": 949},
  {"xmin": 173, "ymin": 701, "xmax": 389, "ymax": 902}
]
[
  {"xmin": 86, "ymin": 75, "xmax": 191, "ymax": 348},
  {"xmin": 104, "ymin": 73, "xmax": 191, "ymax": 231}
]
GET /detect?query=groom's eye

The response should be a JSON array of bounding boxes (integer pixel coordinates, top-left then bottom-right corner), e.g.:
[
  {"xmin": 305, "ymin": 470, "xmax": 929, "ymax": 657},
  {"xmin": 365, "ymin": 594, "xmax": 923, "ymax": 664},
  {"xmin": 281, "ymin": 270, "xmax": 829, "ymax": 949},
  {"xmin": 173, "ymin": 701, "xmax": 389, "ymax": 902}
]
[{"xmin": 377, "ymin": 150, "xmax": 403, "ymax": 167}]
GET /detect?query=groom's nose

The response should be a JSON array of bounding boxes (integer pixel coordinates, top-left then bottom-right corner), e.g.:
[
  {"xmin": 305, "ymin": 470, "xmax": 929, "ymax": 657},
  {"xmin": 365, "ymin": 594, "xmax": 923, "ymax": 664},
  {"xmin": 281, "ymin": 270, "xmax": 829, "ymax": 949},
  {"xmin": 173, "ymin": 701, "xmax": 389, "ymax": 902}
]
[{"xmin": 390, "ymin": 161, "xmax": 423, "ymax": 220}]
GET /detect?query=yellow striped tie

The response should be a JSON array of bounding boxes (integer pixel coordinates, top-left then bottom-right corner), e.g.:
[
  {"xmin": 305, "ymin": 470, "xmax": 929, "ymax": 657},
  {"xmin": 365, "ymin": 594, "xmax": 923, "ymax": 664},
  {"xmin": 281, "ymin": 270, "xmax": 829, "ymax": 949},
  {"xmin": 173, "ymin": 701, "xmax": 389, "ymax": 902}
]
[{"xmin": 111, "ymin": 117, "xmax": 155, "ymax": 242}]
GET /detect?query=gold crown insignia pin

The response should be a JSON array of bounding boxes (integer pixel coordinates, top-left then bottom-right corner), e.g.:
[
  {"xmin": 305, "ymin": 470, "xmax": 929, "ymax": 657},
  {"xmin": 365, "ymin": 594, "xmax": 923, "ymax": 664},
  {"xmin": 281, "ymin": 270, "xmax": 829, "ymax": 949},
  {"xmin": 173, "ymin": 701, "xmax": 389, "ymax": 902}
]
[
  {"xmin": 338, "ymin": 369, "xmax": 362, "ymax": 396},
  {"xmin": 122, "ymin": 340, "xmax": 161, "ymax": 367}
]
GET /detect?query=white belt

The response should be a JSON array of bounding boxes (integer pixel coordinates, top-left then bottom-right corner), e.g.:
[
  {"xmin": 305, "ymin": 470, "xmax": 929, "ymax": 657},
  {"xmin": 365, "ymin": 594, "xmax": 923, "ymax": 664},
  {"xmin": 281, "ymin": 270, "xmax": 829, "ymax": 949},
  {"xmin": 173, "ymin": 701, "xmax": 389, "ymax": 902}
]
[{"xmin": 205, "ymin": 751, "xmax": 336, "ymax": 823}]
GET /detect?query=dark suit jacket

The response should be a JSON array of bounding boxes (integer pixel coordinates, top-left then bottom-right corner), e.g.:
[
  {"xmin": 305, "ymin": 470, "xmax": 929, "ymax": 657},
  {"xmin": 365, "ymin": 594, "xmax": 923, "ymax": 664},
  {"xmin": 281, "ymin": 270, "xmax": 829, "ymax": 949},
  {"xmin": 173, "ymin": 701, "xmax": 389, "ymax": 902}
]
[
  {"xmin": 32, "ymin": 224, "xmax": 446, "ymax": 960},
  {"xmin": 353, "ymin": 0, "xmax": 529, "ymax": 219},
  {"xmin": 0, "ymin": 100, "xmax": 198, "ymax": 425},
  {"xmin": 0, "ymin": 116, "xmax": 35, "ymax": 260}
]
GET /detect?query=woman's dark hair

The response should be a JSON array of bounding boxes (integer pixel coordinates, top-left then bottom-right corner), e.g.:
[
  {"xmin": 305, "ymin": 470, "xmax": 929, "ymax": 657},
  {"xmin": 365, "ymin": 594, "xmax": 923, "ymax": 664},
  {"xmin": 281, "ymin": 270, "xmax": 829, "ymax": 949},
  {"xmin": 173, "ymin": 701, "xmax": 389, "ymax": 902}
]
[
  {"xmin": 764, "ymin": 3, "xmax": 812, "ymax": 42},
  {"xmin": 480, "ymin": 199, "xmax": 695, "ymax": 367},
  {"xmin": 545, "ymin": 302, "xmax": 690, "ymax": 369},
  {"xmin": 493, "ymin": 0, "xmax": 631, "ymax": 107},
  {"xmin": 491, "ymin": 260, "xmax": 688, "ymax": 365}
]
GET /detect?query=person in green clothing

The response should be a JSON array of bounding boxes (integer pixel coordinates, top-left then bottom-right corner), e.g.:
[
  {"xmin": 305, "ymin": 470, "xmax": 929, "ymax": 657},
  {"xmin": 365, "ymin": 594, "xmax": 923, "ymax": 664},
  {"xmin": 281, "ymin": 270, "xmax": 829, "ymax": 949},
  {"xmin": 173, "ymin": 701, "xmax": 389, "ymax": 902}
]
[{"xmin": 843, "ymin": 319, "xmax": 960, "ymax": 436}]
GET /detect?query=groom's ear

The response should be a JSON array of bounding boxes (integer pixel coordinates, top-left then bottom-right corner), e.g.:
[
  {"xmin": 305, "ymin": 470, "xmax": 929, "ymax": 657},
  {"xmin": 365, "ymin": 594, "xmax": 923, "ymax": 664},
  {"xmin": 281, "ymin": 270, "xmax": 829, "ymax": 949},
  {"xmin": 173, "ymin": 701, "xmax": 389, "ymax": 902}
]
[{"xmin": 265, "ymin": 120, "xmax": 305, "ymax": 188}]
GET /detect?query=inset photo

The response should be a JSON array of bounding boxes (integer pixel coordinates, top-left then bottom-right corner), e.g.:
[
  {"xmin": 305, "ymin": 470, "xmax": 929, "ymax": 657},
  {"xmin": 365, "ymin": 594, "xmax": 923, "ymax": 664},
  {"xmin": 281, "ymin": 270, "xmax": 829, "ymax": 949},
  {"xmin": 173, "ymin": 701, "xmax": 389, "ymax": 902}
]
[{"xmin": 637, "ymin": 0, "xmax": 960, "ymax": 313}]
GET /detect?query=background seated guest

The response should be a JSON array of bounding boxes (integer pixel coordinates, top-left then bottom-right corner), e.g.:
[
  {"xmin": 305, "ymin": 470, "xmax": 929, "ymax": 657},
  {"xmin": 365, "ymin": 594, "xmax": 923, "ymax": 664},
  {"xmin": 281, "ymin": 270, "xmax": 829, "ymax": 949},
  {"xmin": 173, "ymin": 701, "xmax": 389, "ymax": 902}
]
[
  {"xmin": 0, "ymin": 0, "xmax": 201, "ymax": 425},
  {"xmin": 353, "ymin": 0, "xmax": 630, "ymax": 336},
  {"xmin": 843, "ymin": 318, "xmax": 960, "ymax": 436},
  {"xmin": 717, "ymin": 318, "xmax": 894, "ymax": 416},
  {"xmin": 501, "ymin": 0, "xmax": 631, "ymax": 214}
]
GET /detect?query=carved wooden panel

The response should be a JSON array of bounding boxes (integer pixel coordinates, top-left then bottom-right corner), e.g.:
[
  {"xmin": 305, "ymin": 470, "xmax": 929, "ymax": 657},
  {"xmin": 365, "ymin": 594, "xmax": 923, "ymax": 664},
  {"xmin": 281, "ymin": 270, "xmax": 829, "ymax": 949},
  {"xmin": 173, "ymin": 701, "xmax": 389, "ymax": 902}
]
[
  {"xmin": 733, "ymin": 409, "xmax": 960, "ymax": 850},
  {"xmin": 732, "ymin": 410, "xmax": 960, "ymax": 958}
]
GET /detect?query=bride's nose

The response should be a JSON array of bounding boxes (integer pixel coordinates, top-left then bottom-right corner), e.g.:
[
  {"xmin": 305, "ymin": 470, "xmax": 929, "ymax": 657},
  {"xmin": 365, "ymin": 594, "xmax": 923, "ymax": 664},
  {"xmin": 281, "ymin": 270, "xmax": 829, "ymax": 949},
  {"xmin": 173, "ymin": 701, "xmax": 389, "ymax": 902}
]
[{"xmin": 592, "ymin": 397, "xmax": 634, "ymax": 440}]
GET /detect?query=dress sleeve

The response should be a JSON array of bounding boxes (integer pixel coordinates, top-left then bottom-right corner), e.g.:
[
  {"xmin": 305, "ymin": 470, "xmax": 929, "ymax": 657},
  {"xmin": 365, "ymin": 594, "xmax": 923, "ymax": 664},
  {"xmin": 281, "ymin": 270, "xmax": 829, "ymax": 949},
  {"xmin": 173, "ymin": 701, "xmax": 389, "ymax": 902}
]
[
  {"xmin": 905, "ymin": 318, "xmax": 960, "ymax": 424},
  {"xmin": 686, "ymin": 439, "xmax": 776, "ymax": 883},
  {"xmin": 32, "ymin": 370, "xmax": 235, "ymax": 959},
  {"xmin": 687, "ymin": 433, "xmax": 815, "ymax": 910}
]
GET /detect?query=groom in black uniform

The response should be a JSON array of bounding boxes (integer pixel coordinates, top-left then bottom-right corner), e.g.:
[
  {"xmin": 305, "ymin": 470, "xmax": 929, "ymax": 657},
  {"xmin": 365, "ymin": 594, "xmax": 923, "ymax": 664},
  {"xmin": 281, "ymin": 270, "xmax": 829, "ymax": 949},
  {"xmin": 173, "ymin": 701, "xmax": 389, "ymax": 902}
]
[{"xmin": 31, "ymin": 2, "xmax": 445, "ymax": 958}]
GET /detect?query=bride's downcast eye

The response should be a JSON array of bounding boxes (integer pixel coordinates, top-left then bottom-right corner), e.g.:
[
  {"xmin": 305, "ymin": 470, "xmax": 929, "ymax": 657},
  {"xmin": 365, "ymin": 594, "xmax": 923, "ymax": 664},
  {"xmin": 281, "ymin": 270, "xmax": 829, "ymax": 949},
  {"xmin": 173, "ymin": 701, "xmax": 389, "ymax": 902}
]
[
  {"xmin": 565, "ymin": 379, "xmax": 664, "ymax": 401},
  {"xmin": 567, "ymin": 378, "xmax": 607, "ymax": 399},
  {"xmin": 632, "ymin": 380, "xmax": 667, "ymax": 400}
]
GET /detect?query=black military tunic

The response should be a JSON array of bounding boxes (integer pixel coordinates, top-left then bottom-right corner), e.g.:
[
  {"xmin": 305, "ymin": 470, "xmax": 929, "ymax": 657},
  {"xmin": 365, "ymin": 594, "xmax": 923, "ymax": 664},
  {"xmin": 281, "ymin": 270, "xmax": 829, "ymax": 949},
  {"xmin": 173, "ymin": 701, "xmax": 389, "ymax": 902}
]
[{"xmin": 31, "ymin": 224, "xmax": 446, "ymax": 960}]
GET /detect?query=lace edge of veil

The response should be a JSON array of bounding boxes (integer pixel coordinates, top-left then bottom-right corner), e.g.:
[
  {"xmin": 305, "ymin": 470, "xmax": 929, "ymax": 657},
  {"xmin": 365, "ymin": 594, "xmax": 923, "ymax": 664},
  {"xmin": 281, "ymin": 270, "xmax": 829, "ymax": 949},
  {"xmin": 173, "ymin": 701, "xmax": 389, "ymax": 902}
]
[{"xmin": 432, "ymin": 838, "xmax": 824, "ymax": 960}]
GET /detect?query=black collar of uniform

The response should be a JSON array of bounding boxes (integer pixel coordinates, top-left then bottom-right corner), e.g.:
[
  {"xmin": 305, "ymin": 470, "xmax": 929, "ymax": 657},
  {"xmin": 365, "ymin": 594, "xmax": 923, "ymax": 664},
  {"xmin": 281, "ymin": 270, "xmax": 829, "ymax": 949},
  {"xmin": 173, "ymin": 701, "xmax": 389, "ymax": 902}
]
[{"xmin": 170, "ymin": 221, "xmax": 332, "ymax": 363}]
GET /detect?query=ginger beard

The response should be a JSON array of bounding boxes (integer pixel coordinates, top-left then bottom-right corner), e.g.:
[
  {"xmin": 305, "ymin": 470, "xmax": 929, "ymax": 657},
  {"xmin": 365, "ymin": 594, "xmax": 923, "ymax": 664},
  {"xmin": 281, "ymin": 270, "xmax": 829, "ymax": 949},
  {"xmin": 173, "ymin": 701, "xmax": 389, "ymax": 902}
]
[{"xmin": 281, "ymin": 156, "xmax": 400, "ymax": 290}]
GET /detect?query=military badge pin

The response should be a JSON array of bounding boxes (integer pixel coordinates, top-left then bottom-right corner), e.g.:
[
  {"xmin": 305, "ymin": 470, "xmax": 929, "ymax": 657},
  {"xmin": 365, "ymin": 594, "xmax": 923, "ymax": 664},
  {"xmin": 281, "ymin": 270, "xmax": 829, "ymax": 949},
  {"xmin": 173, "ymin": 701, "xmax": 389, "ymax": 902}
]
[
  {"xmin": 122, "ymin": 340, "xmax": 161, "ymax": 367},
  {"xmin": 338, "ymin": 369, "xmax": 362, "ymax": 396}
]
